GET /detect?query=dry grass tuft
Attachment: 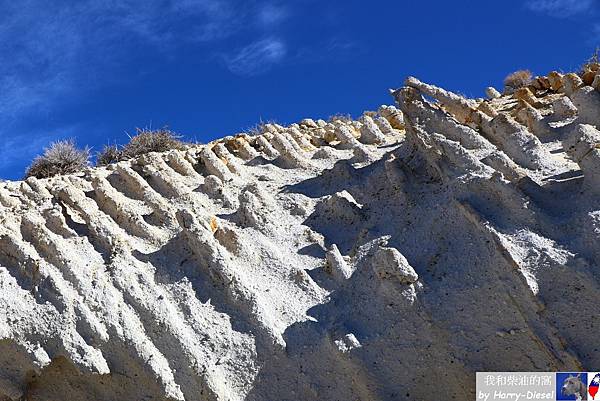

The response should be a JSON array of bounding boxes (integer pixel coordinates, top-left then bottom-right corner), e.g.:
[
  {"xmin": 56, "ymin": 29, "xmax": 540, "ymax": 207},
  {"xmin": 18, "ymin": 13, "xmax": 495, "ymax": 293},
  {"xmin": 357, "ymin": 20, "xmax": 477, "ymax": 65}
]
[
  {"xmin": 96, "ymin": 144, "xmax": 122, "ymax": 166},
  {"xmin": 95, "ymin": 128, "xmax": 187, "ymax": 166},
  {"xmin": 580, "ymin": 48, "xmax": 600, "ymax": 85},
  {"xmin": 582, "ymin": 47, "xmax": 600, "ymax": 70},
  {"xmin": 247, "ymin": 119, "xmax": 277, "ymax": 136},
  {"xmin": 503, "ymin": 70, "xmax": 533, "ymax": 91},
  {"xmin": 26, "ymin": 139, "xmax": 90, "ymax": 179},
  {"xmin": 122, "ymin": 128, "xmax": 186, "ymax": 158}
]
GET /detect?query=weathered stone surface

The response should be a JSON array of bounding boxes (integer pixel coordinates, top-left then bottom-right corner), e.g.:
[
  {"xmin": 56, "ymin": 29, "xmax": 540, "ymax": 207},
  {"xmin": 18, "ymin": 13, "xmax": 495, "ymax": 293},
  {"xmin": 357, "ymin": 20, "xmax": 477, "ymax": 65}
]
[
  {"xmin": 485, "ymin": 86, "xmax": 501, "ymax": 99},
  {"xmin": 1, "ymin": 67, "xmax": 600, "ymax": 401}
]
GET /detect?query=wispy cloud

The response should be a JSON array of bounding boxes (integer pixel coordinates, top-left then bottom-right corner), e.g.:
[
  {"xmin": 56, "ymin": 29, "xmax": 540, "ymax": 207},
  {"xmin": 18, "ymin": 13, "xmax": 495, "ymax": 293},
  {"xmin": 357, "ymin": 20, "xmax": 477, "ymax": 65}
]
[
  {"xmin": 0, "ymin": 0, "xmax": 350, "ymax": 177},
  {"xmin": 0, "ymin": 0, "xmax": 243, "ymax": 118},
  {"xmin": 256, "ymin": 3, "xmax": 289, "ymax": 27},
  {"xmin": 525, "ymin": 0, "xmax": 595, "ymax": 17},
  {"xmin": 223, "ymin": 38, "xmax": 287, "ymax": 76},
  {"xmin": 0, "ymin": 0, "xmax": 285, "ymax": 177}
]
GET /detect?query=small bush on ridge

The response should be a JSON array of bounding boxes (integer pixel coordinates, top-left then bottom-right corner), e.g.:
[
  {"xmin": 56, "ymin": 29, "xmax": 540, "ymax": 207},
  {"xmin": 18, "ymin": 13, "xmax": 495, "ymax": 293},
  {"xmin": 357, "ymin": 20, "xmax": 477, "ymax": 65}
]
[
  {"xmin": 26, "ymin": 140, "xmax": 90, "ymax": 179},
  {"xmin": 96, "ymin": 144, "xmax": 122, "ymax": 166},
  {"xmin": 247, "ymin": 119, "xmax": 278, "ymax": 136},
  {"xmin": 95, "ymin": 128, "xmax": 187, "ymax": 166},
  {"xmin": 122, "ymin": 128, "xmax": 186, "ymax": 158},
  {"xmin": 503, "ymin": 70, "xmax": 533, "ymax": 91}
]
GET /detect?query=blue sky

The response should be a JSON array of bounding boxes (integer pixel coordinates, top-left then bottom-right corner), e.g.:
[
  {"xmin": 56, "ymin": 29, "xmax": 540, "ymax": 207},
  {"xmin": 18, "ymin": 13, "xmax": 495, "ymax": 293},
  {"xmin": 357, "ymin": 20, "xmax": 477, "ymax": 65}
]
[{"xmin": 0, "ymin": 0, "xmax": 598, "ymax": 179}]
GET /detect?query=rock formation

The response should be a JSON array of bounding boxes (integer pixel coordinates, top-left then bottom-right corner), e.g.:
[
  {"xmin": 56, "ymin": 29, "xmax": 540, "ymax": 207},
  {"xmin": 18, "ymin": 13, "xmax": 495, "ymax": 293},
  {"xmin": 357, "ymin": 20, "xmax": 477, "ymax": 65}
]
[{"xmin": 1, "ymin": 66, "xmax": 600, "ymax": 400}]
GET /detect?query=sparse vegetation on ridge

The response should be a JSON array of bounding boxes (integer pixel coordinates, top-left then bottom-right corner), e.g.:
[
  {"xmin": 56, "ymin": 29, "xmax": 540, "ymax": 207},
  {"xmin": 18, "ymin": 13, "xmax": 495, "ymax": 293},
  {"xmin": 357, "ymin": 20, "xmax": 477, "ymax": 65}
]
[
  {"xmin": 96, "ymin": 127, "xmax": 187, "ymax": 166},
  {"xmin": 25, "ymin": 139, "xmax": 90, "ymax": 179},
  {"xmin": 246, "ymin": 119, "xmax": 278, "ymax": 136},
  {"xmin": 580, "ymin": 48, "xmax": 600, "ymax": 84},
  {"xmin": 96, "ymin": 144, "xmax": 122, "ymax": 166},
  {"xmin": 503, "ymin": 69, "xmax": 533, "ymax": 91}
]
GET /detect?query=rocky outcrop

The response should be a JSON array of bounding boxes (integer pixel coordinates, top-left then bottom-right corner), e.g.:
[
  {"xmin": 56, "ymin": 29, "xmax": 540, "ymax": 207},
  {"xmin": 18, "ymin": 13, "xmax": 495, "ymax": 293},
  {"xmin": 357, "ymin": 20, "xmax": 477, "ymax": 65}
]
[{"xmin": 0, "ymin": 65, "xmax": 599, "ymax": 400}]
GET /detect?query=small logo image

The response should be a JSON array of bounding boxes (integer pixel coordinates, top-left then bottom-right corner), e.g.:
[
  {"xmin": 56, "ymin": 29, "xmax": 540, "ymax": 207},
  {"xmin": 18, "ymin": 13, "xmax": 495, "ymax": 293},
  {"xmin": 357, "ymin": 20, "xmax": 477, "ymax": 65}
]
[
  {"xmin": 557, "ymin": 372, "xmax": 588, "ymax": 400},
  {"xmin": 588, "ymin": 372, "xmax": 600, "ymax": 400}
]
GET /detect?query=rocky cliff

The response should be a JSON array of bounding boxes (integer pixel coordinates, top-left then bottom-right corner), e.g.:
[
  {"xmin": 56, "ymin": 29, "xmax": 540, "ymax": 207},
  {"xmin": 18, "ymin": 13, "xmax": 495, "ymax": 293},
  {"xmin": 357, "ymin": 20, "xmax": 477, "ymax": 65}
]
[{"xmin": 1, "ymin": 67, "xmax": 600, "ymax": 400}]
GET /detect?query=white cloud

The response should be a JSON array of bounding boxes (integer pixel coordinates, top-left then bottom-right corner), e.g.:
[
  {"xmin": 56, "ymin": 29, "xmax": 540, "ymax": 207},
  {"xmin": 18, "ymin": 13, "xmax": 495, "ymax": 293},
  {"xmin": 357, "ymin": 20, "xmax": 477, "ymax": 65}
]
[
  {"xmin": 525, "ymin": 0, "xmax": 595, "ymax": 17},
  {"xmin": 0, "ymin": 0, "xmax": 264, "ymax": 177},
  {"xmin": 224, "ymin": 38, "xmax": 287, "ymax": 76},
  {"xmin": 257, "ymin": 4, "xmax": 289, "ymax": 27},
  {"xmin": 0, "ymin": 0, "xmax": 293, "ymax": 177},
  {"xmin": 0, "ymin": 0, "xmax": 265, "ymax": 120}
]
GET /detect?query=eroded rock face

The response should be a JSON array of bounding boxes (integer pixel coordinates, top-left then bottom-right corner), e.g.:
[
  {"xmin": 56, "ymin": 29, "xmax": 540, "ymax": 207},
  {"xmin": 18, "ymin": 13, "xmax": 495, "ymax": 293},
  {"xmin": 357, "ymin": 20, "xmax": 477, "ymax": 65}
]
[{"xmin": 1, "ymin": 67, "xmax": 600, "ymax": 401}]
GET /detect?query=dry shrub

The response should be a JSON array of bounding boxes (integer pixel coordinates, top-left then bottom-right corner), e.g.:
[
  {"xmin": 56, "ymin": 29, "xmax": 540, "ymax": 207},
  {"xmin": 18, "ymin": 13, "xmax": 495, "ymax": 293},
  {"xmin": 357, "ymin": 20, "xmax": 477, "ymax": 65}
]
[
  {"xmin": 95, "ymin": 128, "xmax": 187, "ymax": 166},
  {"xmin": 26, "ymin": 139, "xmax": 90, "ymax": 179},
  {"xmin": 122, "ymin": 128, "xmax": 186, "ymax": 158},
  {"xmin": 503, "ymin": 70, "xmax": 533, "ymax": 91},
  {"xmin": 247, "ymin": 119, "xmax": 277, "ymax": 136},
  {"xmin": 583, "ymin": 47, "xmax": 600, "ymax": 70},
  {"xmin": 580, "ymin": 48, "xmax": 600, "ymax": 84},
  {"xmin": 582, "ymin": 60, "xmax": 600, "ymax": 73},
  {"xmin": 96, "ymin": 144, "xmax": 122, "ymax": 166}
]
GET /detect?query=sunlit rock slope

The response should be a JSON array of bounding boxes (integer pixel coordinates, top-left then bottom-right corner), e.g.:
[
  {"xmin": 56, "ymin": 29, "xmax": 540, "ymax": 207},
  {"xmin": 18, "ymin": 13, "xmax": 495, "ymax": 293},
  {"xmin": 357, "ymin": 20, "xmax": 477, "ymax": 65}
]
[{"xmin": 1, "ymin": 66, "xmax": 600, "ymax": 400}]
